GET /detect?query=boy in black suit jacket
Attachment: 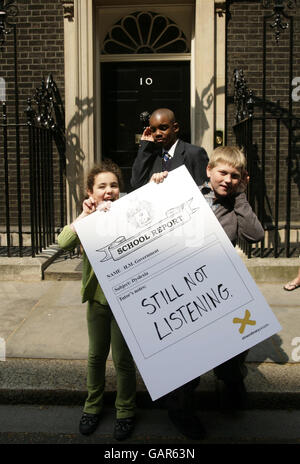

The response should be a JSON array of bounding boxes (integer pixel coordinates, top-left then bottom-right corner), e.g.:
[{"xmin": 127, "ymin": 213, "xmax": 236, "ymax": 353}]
[
  {"xmin": 131, "ymin": 108, "xmax": 208, "ymax": 189},
  {"xmin": 131, "ymin": 108, "xmax": 208, "ymax": 440}
]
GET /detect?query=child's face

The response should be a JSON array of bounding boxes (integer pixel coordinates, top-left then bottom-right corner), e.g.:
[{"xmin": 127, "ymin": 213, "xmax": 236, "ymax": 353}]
[
  {"xmin": 206, "ymin": 162, "xmax": 241, "ymax": 197},
  {"xmin": 149, "ymin": 114, "xmax": 179, "ymax": 149},
  {"xmin": 88, "ymin": 172, "xmax": 120, "ymax": 205}
]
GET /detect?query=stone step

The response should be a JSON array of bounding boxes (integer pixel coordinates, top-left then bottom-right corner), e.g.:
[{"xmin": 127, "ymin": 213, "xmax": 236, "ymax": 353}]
[
  {"xmin": 0, "ymin": 246, "xmax": 298, "ymax": 283},
  {"xmin": 1, "ymin": 358, "xmax": 299, "ymax": 409}
]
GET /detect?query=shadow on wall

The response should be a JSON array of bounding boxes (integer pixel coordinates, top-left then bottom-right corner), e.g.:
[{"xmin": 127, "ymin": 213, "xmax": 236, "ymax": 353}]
[
  {"xmin": 194, "ymin": 76, "xmax": 214, "ymax": 147},
  {"xmin": 194, "ymin": 76, "xmax": 225, "ymax": 150},
  {"xmin": 66, "ymin": 97, "xmax": 94, "ymax": 221}
]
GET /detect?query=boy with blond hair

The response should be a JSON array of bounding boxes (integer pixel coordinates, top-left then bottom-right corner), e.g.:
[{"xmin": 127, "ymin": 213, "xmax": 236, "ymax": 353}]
[
  {"xmin": 151, "ymin": 146, "xmax": 264, "ymax": 438},
  {"xmin": 199, "ymin": 146, "xmax": 264, "ymax": 407}
]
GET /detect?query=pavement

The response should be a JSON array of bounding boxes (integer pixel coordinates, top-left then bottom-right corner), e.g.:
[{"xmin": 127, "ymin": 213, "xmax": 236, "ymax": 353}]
[
  {"xmin": 1, "ymin": 405, "xmax": 300, "ymax": 444},
  {"xmin": 0, "ymin": 248, "xmax": 300, "ymax": 416}
]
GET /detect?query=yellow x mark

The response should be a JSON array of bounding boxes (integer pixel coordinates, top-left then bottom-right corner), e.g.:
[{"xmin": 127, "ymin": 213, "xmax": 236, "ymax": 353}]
[{"xmin": 233, "ymin": 309, "xmax": 256, "ymax": 334}]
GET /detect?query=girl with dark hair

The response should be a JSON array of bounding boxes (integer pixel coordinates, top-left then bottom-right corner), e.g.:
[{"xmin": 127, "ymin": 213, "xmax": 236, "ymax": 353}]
[{"xmin": 58, "ymin": 159, "xmax": 136, "ymax": 440}]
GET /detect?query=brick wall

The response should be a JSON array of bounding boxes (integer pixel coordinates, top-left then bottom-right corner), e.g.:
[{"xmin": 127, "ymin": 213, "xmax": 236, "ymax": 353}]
[
  {"xmin": 226, "ymin": 0, "xmax": 300, "ymax": 240},
  {"xmin": 0, "ymin": 0, "xmax": 65, "ymax": 238},
  {"xmin": 226, "ymin": 1, "xmax": 300, "ymax": 128},
  {"xmin": 1, "ymin": 0, "xmax": 64, "ymax": 122}
]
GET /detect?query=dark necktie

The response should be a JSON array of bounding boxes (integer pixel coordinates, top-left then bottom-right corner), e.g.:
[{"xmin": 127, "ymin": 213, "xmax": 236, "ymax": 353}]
[{"xmin": 162, "ymin": 151, "xmax": 171, "ymax": 170}]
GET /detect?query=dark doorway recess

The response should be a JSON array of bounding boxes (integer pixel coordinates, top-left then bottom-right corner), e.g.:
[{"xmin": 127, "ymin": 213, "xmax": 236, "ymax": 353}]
[{"xmin": 101, "ymin": 61, "xmax": 190, "ymax": 191}]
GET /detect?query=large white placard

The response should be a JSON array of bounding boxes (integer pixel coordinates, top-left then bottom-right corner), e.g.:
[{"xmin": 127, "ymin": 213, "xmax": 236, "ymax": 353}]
[{"xmin": 75, "ymin": 166, "xmax": 281, "ymax": 400}]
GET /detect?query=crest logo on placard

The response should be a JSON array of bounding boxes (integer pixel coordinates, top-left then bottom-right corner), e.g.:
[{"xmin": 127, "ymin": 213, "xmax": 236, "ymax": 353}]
[{"xmin": 127, "ymin": 199, "xmax": 153, "ymax": 229}]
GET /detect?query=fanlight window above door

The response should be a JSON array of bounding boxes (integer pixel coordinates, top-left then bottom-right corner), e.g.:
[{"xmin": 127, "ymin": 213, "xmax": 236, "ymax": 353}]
[{"xmin": 102, "ymin": 11, "xmax": 189, "ymax": 54}]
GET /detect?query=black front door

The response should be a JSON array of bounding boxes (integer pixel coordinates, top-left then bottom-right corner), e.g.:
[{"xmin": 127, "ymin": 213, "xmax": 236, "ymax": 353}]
[{"xmin": 101, "ymin": 61, "xmax": 190, "ymax": 192}]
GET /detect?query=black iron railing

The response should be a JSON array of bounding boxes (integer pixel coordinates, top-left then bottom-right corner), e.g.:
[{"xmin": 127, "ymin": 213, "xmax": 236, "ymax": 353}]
[
  {"xmin": 233, "ymin": 69, "xmax": 300, "ymax": 258},
  {"xmin": 0, "ymin": 75, "xmax": 66, "ymax": 257},
  {"xmin": 227, "ymin": 0, "xmax": 300, "ymax": 258},
  {"xmin": 0, "ymin": 2, "xmax": 66, "ymax": 257}
]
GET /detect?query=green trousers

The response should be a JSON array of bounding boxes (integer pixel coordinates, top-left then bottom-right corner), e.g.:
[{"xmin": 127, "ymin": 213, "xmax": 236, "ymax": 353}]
[{"xmin": 83, "ymin": 300, "xmax": 136, "ymax": 419}]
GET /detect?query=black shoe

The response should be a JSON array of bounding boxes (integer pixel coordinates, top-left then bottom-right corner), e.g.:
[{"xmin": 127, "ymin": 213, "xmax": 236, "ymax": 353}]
[
  {"xmin": 114, "ymin": 417, "xmax": 135, "ymax": 441},
  {"xmin": 220, "ymin": 379, "xmax": 247, "ymax": 411},
  {"xmin": 79, "ymin": 412, "xmax": 101, "ymax": 435},
  {"xmin": 168, "ymin": 410, "xmax": 206, "ymax": 440}
]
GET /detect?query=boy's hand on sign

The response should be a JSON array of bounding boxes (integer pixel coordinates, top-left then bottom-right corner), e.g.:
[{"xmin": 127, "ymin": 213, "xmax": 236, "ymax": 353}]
[
  {"xmin": 150, "ymin": 171, "xmax": 168, "ymax": 184},
  {"xmin": 96, "ymin": 201, "xmax": 112, "ymax": 212}
]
